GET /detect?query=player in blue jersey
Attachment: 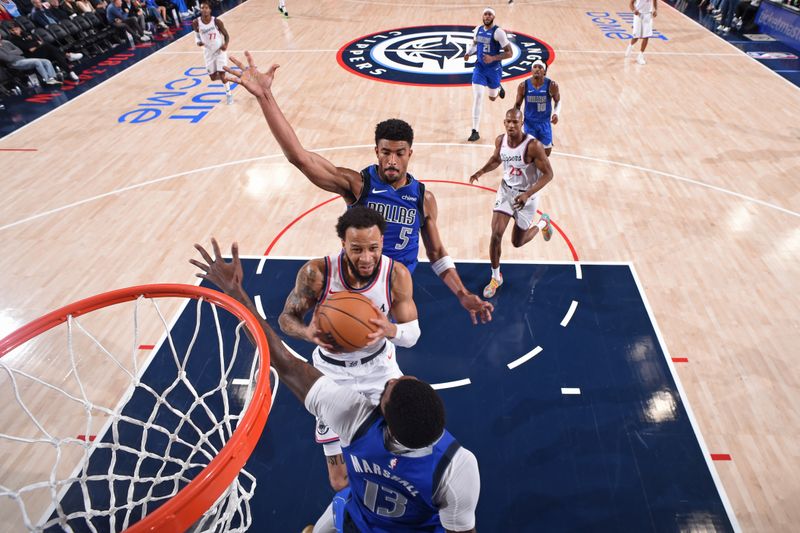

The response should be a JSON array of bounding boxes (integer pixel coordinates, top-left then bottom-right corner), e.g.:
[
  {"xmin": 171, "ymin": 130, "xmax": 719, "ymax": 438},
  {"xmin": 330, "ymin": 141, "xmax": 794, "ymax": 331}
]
[
  {"xmin": 192, "ymin": 240, "xmax": 481, "ymax": 533},
  {"xmin": 514, "ymin": 60, "xmax": 561, "ymax": 157},
  {"xmin": 223, "ymin": 51, "xmax": 493, "ymax": 325},
  {"xmin": 463, "ymin": 7, "xmax": 513, "ymax": 142}
]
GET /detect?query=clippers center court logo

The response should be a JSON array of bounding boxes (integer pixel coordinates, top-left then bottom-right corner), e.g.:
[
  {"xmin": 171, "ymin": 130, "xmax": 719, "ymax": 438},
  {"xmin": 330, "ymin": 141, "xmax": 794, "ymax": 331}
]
[{"xmin": 337, "ymin": 25, "xmax": 554, "ymax": 86}]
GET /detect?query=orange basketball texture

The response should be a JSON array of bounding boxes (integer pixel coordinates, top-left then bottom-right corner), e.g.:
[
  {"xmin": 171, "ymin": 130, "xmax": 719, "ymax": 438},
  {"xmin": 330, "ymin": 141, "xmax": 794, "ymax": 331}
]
[{"xmin": 316, "ymin": 292, "xmax": 382, "ymax": 352}]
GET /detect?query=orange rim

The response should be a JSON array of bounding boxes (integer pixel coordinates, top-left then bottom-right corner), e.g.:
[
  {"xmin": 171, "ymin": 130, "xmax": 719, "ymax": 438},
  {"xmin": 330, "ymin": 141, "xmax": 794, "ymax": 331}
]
[{"xmin": 0, "ymin": 284, "xmax": 272, "ymax": 533}]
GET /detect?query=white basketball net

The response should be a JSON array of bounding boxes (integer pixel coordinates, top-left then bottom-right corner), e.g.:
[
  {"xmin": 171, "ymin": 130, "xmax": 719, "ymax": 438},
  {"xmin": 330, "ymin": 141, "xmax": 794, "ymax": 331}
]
[{"xmin": 0, "ymin": 293, "xmax": 272, "ymax": 532}]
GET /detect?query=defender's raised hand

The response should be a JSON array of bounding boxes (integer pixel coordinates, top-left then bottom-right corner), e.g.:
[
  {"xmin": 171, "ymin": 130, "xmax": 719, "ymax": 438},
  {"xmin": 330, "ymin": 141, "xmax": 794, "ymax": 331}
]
[
  {"xmin": 190, "ymin": 238, "xmax": 244, "ymax": 296},
  {"xmin": 224, "ymin": 51, "xmax": 279, "ymax": 99}
]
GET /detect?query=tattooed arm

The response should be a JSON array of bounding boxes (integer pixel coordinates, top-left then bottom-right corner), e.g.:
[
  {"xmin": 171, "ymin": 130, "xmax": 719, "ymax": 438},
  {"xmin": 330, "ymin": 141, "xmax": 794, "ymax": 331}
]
[{"xmin": 278, "ymin": 258, "xmax": 336, "ymax": 350}]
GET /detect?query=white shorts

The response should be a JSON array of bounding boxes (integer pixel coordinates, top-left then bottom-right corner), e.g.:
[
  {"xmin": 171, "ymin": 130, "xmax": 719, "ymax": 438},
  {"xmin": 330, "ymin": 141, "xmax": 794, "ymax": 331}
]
[
  {"xmin": 312, "ymin": 341, "xmax": 402, "ymax": 456},
  {"xmin": 633, "ymin": 12, "xmax": 653, "ymax": 38},
  {"xmin": 494, "ymin": 181, "xmax": 541, "ymax": 230},
  {"xmin": 204, "ymin": 49, "xmax": 228, "ymax": 75}
]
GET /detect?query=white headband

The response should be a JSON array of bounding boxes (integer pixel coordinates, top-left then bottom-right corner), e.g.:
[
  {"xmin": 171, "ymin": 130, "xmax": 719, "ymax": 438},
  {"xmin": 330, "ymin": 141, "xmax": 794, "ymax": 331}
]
[
  {"xmin": 483, "ymin": 7, "xmax": 495, "ymax": 15},
  {"xmin": 532, "ymin": 59, "xmax": 547, "ymax": 70}
]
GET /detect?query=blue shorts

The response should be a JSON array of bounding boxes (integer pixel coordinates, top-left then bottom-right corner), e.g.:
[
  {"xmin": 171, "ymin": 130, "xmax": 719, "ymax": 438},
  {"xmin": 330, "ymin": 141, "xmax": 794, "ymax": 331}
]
[
  {"xmin": 472, "ymin": 65, "xmax": 502, "ymax": 89},
  {"xmin": 524, "ymin": 120, "xmax": 553, "ymax": 148}
]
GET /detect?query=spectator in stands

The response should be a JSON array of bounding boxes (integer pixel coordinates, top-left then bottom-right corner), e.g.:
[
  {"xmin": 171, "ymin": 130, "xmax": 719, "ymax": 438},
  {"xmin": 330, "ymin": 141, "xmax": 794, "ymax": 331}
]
[
  {"xmin": 30, "ymin": 0, "xmax": 62, "ymax": 27},
  {"xmin": 73, "ymin": 0, "xmax": 94, "ymax": 12},
  {"xmin": 106, "ymin": 0, "xmax": 150, "ymax": 41},
  {"xmin": 60, "ymin": 0, "xmax": 81, "ymax": 16},
  {"xmin": 156, "ymin": 0, "xmax": 180, "ymax": 26},
  {"xmin": 121, "ymin": 0, "xmax": 149, "ymax": 35},
  {"xmin": 7, "ymin": 20, "xmax": 80, "ymax": 80},
  {"xmin": 0, "ymin": 31, "xmax": 62, "ymax": 85},
  {"xmin": 0, "ymin": 0, "xmax": 21, "ymax": 19},
  {"xmin": 142, "ymin": 0, "xmax": 168, "ymax": 30},
  {"xmin": 47, "ymin": 0, "xmax": 73, "ymax": 20},
  {"xmin": 734, "ymin": 0, "xmax": 760, "ymax": 31}
]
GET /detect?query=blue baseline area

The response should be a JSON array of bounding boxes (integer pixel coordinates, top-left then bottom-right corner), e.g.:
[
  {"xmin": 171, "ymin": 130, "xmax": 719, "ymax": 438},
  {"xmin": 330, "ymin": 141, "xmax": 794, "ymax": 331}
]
[
  {"xmin": 55, "ymin": 259, "xmax": 736, "ymax": 531},
  {"xmin": 238, "ymin": 259, "xmax": 735, "ymax": 531}
]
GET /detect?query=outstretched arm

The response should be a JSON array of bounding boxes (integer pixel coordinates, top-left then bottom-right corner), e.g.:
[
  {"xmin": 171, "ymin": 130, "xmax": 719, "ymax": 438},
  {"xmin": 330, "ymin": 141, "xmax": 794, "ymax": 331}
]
[
  {"xmin": 469, "ymin": 135, "xmax": 503, "ymax": 183},
  {"xmin": 514, "ymin": 81, "xmax": 525, "ymax": 110},
  {"xmin": 190, "ymin": 238, "xmax": 322, "ymax": 402},
  {"xmin": 420, "ymin": 192, "xmax": 493, "ymax": 325},
  {"xmin": 224, "ymin": 52, "xmax": 363, "ymax": 203}
]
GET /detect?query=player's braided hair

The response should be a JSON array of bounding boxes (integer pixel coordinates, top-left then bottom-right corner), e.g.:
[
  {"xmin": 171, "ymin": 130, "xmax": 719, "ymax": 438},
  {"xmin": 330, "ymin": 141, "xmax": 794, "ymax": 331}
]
[
  {"xmin": 375, "ymin": 119, "xmax": 414, "ymax": 147},
  {"xmin": 336, "ymin": 206, "xmax": 387, "ymax": 240},
  {"xmin": 384, "ymin": 379, "xmax": 446, "ymax": 449}
]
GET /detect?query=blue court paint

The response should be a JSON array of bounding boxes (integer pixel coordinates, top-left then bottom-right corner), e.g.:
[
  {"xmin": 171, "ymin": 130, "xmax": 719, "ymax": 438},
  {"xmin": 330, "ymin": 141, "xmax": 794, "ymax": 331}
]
[{"xmin": 52, "ymin": 259, "xmax": 737, "ymax": 531}]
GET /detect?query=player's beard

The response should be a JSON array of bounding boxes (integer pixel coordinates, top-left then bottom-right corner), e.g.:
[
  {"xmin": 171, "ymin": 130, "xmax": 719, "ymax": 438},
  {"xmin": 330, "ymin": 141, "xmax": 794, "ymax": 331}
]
[{"xmin": 344, "ymin": 254, "xmax": 379, "ymax": 284}]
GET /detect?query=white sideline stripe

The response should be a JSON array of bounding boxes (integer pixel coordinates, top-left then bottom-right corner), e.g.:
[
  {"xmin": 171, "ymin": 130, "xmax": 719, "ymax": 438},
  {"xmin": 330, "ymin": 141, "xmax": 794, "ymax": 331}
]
[
  {"xmin": 628, "ymin": 264, "xmax": 741, "ymax": 531},
  {"xmin": 431, "ymin": 378, "xmax": 471, "ymax": 390},
  {"xmin": 561, "ymin": 387, "xmax": 581, "ymax": 395},
  {"xmin": 4, "ymin": 144, "xmax": 796, "ymax": 233},
  {"xmin": 282, "ymin": 341, "xmax": 308, "ymax": 363},
  {"xmin": 575, "ymin": 263, "xmax": 583, "ymax": 279},
  {"xmin": 343, "ymin": 0, "xmax": 570, "ymax": 6},
  {"xmin": 560, "ymin": 300, "xmax": 578, "ymax": 327},
  {"xmin": 254, "ymin": 294, "xmax": 267, "ymax": 319},
  {"xmin": 507, "ymin": 346, "xmax": 543, "ymax": 369},
  {"xmin": 558, "ymin": 49, "xmax": 742, "ymax": 57}
]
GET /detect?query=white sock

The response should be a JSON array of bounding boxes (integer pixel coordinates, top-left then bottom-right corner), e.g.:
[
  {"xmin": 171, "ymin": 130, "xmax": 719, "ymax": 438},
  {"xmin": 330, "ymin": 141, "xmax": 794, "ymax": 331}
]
[
  {"xmin": 536, "ymin": 219, "xmax": 547, "ymax": 230},
  {"xmin": 472, "ymin": 84, "xmax": 485, "ymax": 131},
  {"xmin": 224, "ymin": 81, "xmax": 231, "ymax": 95},
  {"xmin": 278, "ymin": 0, "xmax": 285, "ymax": 8},
  {"xmin": 491, "ymin": 267, "xmax": 501, "ymax": 280}
]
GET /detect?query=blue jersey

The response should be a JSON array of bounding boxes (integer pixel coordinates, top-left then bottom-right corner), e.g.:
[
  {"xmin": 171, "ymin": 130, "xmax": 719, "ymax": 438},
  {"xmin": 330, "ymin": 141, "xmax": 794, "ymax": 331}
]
[
  {"xmin": 475, "ymin": 25, "xmax": 502, "ymax": 71},
  {"xmin": 354, "ymin": 165, "xmax": 425, "ymax": 273},
  {"xmin": 523, "ymin": 77, "xmax": 552, "ymax": 126},
  {"xmin": 342, "ymin": 409, "xmax": 461, "ymax": 532}
]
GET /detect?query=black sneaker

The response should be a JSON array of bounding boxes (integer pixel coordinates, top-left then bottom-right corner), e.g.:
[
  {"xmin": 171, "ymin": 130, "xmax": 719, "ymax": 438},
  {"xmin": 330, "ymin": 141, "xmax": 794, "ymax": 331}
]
[
  {"xmin": 468, "ymin": 129, "xmax": 480, "ymax": 142},
  {"xmin": 499, "ymin": 86, "xmax": 506, "ymax": 99}
]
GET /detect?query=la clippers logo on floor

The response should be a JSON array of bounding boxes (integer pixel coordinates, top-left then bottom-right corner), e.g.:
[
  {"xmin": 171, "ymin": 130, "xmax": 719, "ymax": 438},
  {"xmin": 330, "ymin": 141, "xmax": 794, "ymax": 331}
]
[{"xmin": 337, "ymin": 25, "xmax": 554, "ymax": 86}]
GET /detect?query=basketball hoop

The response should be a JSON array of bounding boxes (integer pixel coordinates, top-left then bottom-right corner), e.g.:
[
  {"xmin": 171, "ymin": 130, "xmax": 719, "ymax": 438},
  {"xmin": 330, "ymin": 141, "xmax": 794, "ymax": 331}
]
[{"xmin": 0, "ymin": 284, "xmax": 272, "ymax": 532}]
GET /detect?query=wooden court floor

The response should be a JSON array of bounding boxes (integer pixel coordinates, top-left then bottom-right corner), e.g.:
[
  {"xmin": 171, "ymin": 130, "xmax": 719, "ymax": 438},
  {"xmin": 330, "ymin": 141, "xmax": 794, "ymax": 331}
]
[{"xmin": 1, "ymin": 0, "xmax": 799, "ymax": 530}]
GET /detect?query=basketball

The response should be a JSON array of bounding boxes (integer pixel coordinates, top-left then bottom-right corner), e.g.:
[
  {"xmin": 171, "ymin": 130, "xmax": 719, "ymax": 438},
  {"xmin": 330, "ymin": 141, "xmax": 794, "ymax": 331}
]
[{"xmin": 316, "ymin": 292, "xmax": 381, "ymax": 352}]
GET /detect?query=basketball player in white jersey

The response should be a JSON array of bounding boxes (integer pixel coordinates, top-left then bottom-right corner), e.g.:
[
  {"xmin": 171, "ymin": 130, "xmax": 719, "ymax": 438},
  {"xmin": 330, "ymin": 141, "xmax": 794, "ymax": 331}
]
[
  {"xmin": 192, "ymin": 0, "xmax": 233, "ymax": 104},
  {"xmin": 469, "ymin": 108, "xmax": 554, "ymax": 298},
  {"xmin": 625, "ymin": 0, "xmax": 658, "ymax": 64},
  {"xmin": 278, "ymin": 206, "xmax": 421, "ymax": 492}
]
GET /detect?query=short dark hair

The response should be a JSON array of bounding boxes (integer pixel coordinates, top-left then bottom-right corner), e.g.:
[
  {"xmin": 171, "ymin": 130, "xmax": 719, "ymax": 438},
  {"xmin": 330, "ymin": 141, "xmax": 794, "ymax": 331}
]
[
  {"xmin": 375, "ymin": 119, "xmax": 414, "ymax": 147},
  {"xmin": 384, "ymin": 379, "xmax": 446, "ymax": 449},
  {"xmin": 336, "ymin": 206, "xmax": 386, "ymax": 240},
  {"xmin": 199, "ymin": 0, "xmax": 211, "ymax": 6}
]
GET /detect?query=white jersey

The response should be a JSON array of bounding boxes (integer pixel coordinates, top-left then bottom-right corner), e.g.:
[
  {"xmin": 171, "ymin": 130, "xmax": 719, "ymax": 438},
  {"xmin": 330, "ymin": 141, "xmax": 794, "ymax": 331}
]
[
  {"xmin": 318, "ymin": 252, "xmax": 393, "ymax": 362},
  {"xmin": 633, "ymin": 0, "xmax": 654, "ymax": 14},
  {"xmin": 197, "ymin": 16, "xmax": 223, "ymax": 52},
  {"xmin": 501, "ymin": 133, "xmax": 542, "ymax": 191}
]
